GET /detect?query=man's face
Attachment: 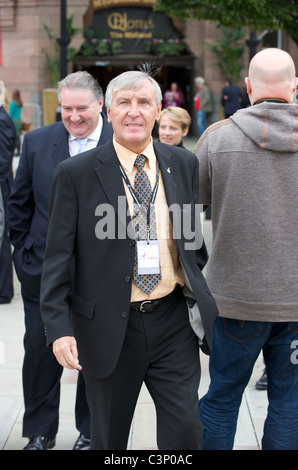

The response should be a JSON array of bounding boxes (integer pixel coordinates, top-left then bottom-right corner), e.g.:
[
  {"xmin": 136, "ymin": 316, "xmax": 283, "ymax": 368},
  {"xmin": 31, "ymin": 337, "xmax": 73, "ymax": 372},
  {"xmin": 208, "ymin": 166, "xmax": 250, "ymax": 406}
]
[
  {"xmin": 61, "ymin": 87, "xmax": 103, "ymax": 138},
  {"xmin": 107, "ymin": 79, "xmax": 161, "ymax": 153}
]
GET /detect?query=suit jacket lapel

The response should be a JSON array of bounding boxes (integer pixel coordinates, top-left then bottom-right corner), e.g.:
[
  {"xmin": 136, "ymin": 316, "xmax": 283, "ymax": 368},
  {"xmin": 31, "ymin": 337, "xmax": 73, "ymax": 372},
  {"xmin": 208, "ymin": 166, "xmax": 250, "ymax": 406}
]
[
  {"xmin": 154, "ymin": 142, "xmax": 180, "ymax": 209},
  {"xmin": 97, "ymin": 114, "xmax": 113, "ymax": 146},
  {"xmin": 51, "ymin": 123, "xmax": 70, "ymax": 166},
  {"xmin": 94, "ymin": 141, "xmax": 127, "ymax": 218},
  {"xmin": 51, "ymin": 115, "xmax": 112, "ymax": 166}
]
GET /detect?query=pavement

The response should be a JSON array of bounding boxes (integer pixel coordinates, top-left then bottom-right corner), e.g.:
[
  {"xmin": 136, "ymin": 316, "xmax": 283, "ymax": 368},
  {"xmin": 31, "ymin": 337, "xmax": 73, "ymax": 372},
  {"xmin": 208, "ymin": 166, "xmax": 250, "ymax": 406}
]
[{"xmin": 0, "ymin": 140, "xmax": 268, "ymax": 451}]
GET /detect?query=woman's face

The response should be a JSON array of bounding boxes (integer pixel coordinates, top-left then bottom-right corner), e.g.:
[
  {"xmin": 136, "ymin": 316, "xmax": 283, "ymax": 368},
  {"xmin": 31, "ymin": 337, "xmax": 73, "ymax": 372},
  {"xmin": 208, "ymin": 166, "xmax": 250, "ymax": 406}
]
[{"xmin": 158, "ymin": 115, "xmax": 188, "ymax": 146}]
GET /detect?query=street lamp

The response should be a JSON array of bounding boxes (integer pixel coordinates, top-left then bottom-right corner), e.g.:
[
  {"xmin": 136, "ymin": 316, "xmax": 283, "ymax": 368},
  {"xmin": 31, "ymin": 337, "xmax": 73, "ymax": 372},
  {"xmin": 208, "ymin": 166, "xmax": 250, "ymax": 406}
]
[
  {"xmin": 57, "ymin": 0, "xmax": 70, "ymax": 79},
  {"xmin": 246, "ymin": 30, "xmax": 269, "ymax": 61},
  {"xmin": 246, "ymin": 32, "xmax": 260, "ymax": 60}
]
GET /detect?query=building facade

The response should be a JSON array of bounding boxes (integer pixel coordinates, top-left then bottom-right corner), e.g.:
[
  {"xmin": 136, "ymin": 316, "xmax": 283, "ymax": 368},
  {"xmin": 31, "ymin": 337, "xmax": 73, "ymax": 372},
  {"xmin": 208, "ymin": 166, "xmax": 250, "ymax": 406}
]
[{"xmin": 0, "ymin": 0, "xmax": 297, "ymax": 133}]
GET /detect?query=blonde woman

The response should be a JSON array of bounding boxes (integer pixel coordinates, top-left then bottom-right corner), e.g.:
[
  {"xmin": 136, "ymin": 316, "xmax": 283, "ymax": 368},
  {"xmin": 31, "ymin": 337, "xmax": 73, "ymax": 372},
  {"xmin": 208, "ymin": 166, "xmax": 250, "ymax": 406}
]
[{"xmin": 158, "ymin": 106, "xmax": 191, "ymax": 147}]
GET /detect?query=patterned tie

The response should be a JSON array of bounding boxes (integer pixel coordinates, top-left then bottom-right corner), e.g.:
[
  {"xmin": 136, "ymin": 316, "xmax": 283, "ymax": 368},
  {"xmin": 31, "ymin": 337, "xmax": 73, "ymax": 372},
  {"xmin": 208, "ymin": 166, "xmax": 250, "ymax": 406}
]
[
  {"xmin": 77, "ymin": 137, "xmax": 88, "ymax": 154},
  {"xmin": 132, "ymin": 154, "xmax": 161, "ymax": 294}
]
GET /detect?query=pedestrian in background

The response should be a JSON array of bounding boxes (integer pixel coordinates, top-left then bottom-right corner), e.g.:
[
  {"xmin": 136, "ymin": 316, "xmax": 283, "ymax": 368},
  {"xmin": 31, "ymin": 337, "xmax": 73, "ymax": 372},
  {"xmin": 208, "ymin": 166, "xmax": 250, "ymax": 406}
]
[
  {"xmin": 221, "ymin": 77, "xmax": 244, "ymax": 118},
  {"xmin": 9, "ymin": 89, "xmax": 23, "ymax": 156},
  {"xmin": 194, "ymin": 76, "xmax": 212, "ymax": 137},
  {"xmin": 163, "ymin": 82, "xmax": 184, "ymax": 108},
  {"xmin": 7, "ymin": 71, "xmax": 113, "ymax": 450},
  {"xmin": 195, "ymin": 48, "xmax": 298, "ymax": 450}
]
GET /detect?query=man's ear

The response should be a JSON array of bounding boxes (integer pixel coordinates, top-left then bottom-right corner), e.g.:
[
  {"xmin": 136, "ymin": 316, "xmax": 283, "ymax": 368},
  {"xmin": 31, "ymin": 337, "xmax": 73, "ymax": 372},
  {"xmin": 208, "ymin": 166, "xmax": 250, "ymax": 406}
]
[
  {"xmin": 245, "ymin": 77, "xmax": 251, "ymax": 94},
  {"xmin": 106, "ymin": 107, "xmax": 112, "ymax": 123},
  {"xmin": 98, "ymin": 99, "xmax": 104, "ymax": 113},
  {"xmin": 155, "ymin": 102, "xmax": 162, "ymax": 122}
]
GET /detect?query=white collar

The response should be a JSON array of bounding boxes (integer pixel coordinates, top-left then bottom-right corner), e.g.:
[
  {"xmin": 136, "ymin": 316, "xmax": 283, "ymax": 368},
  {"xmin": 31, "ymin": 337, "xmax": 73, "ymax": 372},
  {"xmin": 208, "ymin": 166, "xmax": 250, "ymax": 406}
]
[{"xmin": 69, "ymin": 113, "xmax": 103, "ymax": 143}]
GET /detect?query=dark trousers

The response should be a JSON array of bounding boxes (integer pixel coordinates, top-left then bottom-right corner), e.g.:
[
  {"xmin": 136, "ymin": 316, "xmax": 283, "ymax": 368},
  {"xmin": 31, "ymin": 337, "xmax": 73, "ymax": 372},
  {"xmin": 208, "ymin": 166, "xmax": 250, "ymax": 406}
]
[
  {"xmin": 21, "ymin": 287, "xmax": 90, "ymax": 438},
  {"xmin": 0, "ymin": 181, "xmax": 13, "ymax": 301},
  {"xmin": 84, "ymin": 288, "xmax": 202, "ymax": 450},
  {"xmin": 0, "ymin": 227, "xmax": 13, "ymax": 300}
]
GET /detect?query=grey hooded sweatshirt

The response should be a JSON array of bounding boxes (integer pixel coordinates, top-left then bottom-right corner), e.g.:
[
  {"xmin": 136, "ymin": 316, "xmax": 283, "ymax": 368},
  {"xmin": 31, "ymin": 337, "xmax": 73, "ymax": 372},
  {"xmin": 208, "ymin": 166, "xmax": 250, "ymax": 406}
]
[{"xmin": 195, "ymin": 102, "xmax": 298, "ymax": 321}]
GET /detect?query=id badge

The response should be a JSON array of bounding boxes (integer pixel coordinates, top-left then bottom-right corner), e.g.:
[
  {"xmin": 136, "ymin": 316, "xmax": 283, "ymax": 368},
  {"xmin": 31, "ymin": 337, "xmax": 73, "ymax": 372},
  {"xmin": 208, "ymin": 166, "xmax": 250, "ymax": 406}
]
[{"xmin": 137, "ymin": 240, "xmax": 160, "ymax": 275}]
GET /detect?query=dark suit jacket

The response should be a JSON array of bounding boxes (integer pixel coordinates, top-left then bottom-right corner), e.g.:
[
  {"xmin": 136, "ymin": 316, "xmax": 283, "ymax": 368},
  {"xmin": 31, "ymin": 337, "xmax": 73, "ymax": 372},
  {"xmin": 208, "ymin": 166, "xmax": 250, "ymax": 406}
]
[
  {"xmin": 0, "ymin": 106, "xmax": 15, "ymax": 197},
  {"xmin": 7, "ymin": 115, "xmax": 113, "ymax": 297},
  {"xmin": 0, "ymin": 106, "xmax": 16, "ymax": 298},
  {"xmin": 221, "ymin": 84, "xmax": 244, "ymax": 116},
  {"xmin": 40, "ymin": 140, "xmax": 218, "ymax": 378},
  {"xmin": 0, "ymin": 106, "xmax": 15, "ymax": 253}
]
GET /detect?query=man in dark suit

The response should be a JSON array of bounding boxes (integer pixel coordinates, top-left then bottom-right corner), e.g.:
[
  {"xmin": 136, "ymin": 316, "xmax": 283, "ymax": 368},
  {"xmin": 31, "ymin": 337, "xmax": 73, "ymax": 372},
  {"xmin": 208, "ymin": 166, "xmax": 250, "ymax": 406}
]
[
  {"xmin": 0, "ymin": 186, "xmax": 5, "ymax": 251},
  {"xmin": 7, "ymin": 71, "xmax": 113, "ymax": 450},
  {"xmin": 221, "ymin": 77, "xmax": 245, "ymax": 118},
  {"xmin": 40, "ymin": 68, "xmax": 218, "ymax": 450},
  {"xmin": 0, "ymin": 86, "xmax": 16, "ymax": 304}
]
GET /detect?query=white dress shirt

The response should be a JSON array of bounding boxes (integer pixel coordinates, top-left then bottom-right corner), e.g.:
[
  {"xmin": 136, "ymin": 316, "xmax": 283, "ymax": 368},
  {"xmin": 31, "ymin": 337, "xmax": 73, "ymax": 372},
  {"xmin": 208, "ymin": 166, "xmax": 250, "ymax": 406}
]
[{"xmin": 68, "ymin": 114, "xmax": 103, "ymax": 156}]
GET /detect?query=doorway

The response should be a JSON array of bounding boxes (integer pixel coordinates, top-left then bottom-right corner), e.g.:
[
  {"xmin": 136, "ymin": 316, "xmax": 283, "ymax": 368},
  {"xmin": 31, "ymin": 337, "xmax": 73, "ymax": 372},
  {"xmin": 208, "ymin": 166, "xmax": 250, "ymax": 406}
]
[{"xmin": 74, "ymin": 58, "xmax": 195, "ymax": 134}]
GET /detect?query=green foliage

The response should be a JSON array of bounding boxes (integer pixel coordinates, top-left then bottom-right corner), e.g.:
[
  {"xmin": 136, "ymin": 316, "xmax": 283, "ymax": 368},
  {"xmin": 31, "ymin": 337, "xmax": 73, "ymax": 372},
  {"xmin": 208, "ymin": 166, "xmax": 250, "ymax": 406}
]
[
  {"xmin": 154, "ymin": 0, "xmax": 298, "ymax": 45},
  {"xmin": 79, "ymin": 29, "xmax": 185, "ymax": 57},
  {"xmin": 111, "ymin": 40, "xmax": 122, "ymax": 55},
  {"xmin": 156, "ymin": 39, "xmax": 185, "ymax": 57},
  {"xmin": 204, "ymin": 28, "xmax": 246, "ymax": 84},
  {"xmin": 145, "ymin": 36, "xmax": 185, "ymax": 57},
  {"xmin": 78, "ymin": 29, "xmax": 97, "ymax": 56},
  {"xmin": 41, "ymin": 24, "xmax": 60, "ymax": 87},
  {"xmin": 96, "ymin": 39, "xmax": 110, "ymax": 56},
  {"xmin": 78, "ymin": 29, "xmax": 123, "ymax": 56},
  {"xmin": 41, "ymin": 16, "xmax": 81, "ymax": 88}
]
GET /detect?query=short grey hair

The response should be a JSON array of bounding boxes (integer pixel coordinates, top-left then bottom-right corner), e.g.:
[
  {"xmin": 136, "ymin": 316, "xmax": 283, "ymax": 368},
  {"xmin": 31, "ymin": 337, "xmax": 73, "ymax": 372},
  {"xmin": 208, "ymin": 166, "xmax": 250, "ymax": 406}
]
[
  {"xmin": 105, "ymin": 70, "xmax": 163, "ymax": 108},
  {"xmin": 195, "ymin": 76, "xmax": 205, "ymax": 85},
  {"xmin": 57, "ymin": 71, "xmax": 103, "ymax": 103}
]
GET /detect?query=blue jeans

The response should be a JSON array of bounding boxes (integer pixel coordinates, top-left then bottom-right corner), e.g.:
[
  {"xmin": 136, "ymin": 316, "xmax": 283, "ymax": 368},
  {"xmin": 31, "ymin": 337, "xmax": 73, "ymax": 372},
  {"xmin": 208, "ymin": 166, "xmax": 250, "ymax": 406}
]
[
  {"xmin": 199, "ymin": 317, "xmax": 298, "ymax": 450},
  {"xmin": 196, "ymin": 110, "xmax": 206, "ymax": 137}
]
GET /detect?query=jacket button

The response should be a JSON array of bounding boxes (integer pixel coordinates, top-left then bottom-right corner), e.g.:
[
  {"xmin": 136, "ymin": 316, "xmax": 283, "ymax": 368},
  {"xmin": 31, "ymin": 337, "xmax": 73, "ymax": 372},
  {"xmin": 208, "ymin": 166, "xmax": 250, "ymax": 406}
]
[
  {"xmin": 124, "ymin": 275, "xmax": 131, "ymax": 283},
  {"xmin": 121, "ymin": 311, "xmax": 128, "ymax": 318},
  {"xmin": 129, "ymin": 240, "xmax": 135, "ymax": 247}
]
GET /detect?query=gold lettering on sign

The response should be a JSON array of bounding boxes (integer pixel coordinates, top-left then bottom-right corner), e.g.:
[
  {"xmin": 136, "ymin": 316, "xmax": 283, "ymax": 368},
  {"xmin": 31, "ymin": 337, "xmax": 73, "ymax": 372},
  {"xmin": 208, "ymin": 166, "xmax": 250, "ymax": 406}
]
[
  {"xmin": 108, "ymin": 12, "xmax": 154, "ymax": 32},
  {"xmin": 110, "ymin": 31, "xmax": 124, "ymax": 38},
  {"xmin": 93, "ymin": 0, "xmax": 156, "ymax": 10},
  {"xmin": 124, "ymin": 32, "xmax": 152, "ymax": 38}
]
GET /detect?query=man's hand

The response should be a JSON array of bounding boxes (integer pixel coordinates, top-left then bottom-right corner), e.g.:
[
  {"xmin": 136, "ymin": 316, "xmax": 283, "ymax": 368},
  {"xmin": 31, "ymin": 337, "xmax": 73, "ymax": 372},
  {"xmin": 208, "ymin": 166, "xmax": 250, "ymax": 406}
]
[{"xmin": 52, "ymin": 336, "xmax": 82, "ymax": 370}]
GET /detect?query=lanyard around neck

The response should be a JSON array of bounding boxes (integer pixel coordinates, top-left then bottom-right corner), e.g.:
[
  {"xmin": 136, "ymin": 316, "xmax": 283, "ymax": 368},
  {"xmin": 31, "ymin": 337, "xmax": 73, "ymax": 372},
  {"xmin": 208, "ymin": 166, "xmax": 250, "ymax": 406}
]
[
  {"xmin": 118, "ymin": 159, "xmax": 159, "ymax": 208},
  {"xmin": 118, "ymin": 159, "xmax": 159, "ymax": 234}
]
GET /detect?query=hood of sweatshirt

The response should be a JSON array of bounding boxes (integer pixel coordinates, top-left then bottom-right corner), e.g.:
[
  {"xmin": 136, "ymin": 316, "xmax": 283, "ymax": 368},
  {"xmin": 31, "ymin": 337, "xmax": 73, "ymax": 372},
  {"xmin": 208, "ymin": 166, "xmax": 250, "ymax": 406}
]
[{"xmin": 230, "ymin": 102, "xmax": 298, "ymax": 153}]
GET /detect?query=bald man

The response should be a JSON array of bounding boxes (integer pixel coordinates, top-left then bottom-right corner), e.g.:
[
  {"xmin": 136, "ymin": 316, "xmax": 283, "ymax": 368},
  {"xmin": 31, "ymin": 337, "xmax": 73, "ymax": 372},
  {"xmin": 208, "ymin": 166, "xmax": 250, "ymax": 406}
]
[{"xmin": 194, "ymin": 48, "xmax": 298, "ymax": 450}]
